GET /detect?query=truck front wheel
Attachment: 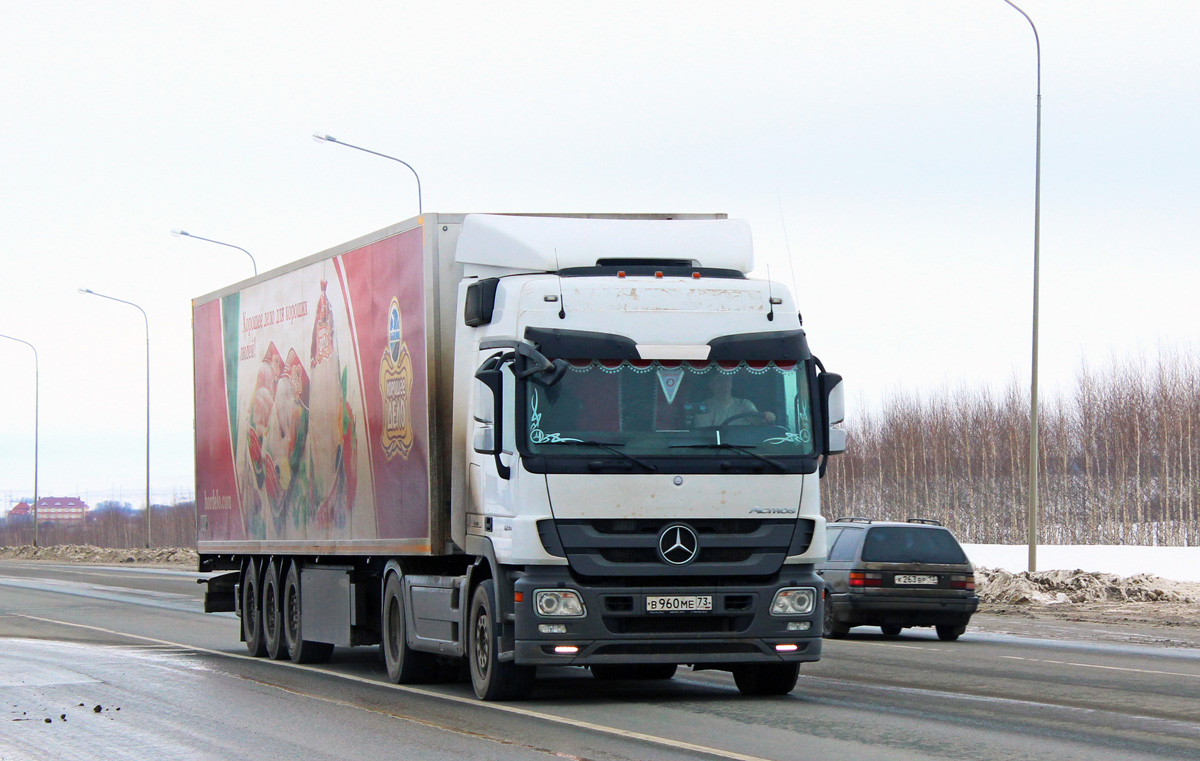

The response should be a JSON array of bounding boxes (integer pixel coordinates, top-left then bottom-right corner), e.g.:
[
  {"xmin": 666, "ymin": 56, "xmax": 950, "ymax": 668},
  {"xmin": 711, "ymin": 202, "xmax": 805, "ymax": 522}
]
[
  {"xmin": 732, "ymin": 663, "xmax": 800, "ymax": 696},
  {"xmin": 381, "ymin": 573, "xmax": 438, "ymax": 683},
  {"xmin": 468, "ymin": 579, "xmax": 533, "ymax": 700}
]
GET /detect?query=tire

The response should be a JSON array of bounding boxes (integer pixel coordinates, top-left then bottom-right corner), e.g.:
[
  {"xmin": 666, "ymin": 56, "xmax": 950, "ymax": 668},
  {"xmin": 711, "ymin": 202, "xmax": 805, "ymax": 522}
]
[
  {"xmin": 592, "ymin": 664, "xmax": 678, "ymax": 681},
  {"xmin": 822, "ymin": 596, "xmax": 849, "ymax": 639},
  {"xmin": 732, "ymin": 663, "xmax": 800, "ymax": 696},
  {"xmin": 936, "ymin": 624, "xmax": 967, "ymax": 642},
  {"xmin": 880, "ymin": 625, "xmax": 902, "ymax": 637},
  {"xmin": 283, "ymin": 563, "xmax": 334, "ymax": 664},
  {"xmin": 381, "ymin": 572, "xmax": 439, "ymax": 684},
  {"xmin": 241, "ymin": 559, "xmax": 267, "ymax": 657},
  {"xmin": 262, "ymin": 560, "xmax": 286, "ymax": 660},
  {"xmin": 469, "ymin": 579, "xmax": 534, "ymax": 700}
]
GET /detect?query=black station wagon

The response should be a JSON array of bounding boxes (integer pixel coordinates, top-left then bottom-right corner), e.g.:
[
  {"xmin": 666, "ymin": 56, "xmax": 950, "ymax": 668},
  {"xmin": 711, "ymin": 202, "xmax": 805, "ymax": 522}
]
[{"xmin": 818, "ymin": 518, "xmax": 978, "ymax": 641}]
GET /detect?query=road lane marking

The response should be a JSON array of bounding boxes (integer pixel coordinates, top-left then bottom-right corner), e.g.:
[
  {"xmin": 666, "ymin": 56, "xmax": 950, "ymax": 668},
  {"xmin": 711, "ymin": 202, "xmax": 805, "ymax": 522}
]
[
  {"xmin": 15, "ymin": 613, "xmax": 775, "ymax": 761},
  {"xmin": 999, "ymin": 655, "xmax": 1200, "ymax": 680}
]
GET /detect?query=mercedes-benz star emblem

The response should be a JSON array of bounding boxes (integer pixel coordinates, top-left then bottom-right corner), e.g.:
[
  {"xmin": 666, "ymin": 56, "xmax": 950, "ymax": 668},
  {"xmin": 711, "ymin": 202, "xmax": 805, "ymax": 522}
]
[{"xmin": 658, "ymin": 524, "xmax": 699, "ymax": 565}]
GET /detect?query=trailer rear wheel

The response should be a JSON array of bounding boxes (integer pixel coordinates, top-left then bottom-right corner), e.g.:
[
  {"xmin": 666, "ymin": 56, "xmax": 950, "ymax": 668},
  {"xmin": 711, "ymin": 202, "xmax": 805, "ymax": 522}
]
[
  {"xmin": 381, "ymin": 573, "xmax": 438, "ymax": 683},
  {"xmin": 263, "ymin": 560, "xmax": 286, "ymax": 660},
  {"xmin": 732, "ymin": 663, "xmax": 800, "ymax": 696},
  {"xmin": 241, "ymin": 560, "xmax": 267, "ymax": 657},
  {"xmin": 469, "ymin": 580, "xmax": 533, "ymax": 701},
  {"xmin": 283, "ymin": 563, "xmax": 334, "ymax": 664}
]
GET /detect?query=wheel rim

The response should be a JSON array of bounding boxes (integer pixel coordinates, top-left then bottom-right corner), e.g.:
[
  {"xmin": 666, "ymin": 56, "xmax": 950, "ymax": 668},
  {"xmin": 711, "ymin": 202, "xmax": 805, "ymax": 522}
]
[{"xmin": 474, "ymin": 611, "xmax": 491, "ymax": 678}]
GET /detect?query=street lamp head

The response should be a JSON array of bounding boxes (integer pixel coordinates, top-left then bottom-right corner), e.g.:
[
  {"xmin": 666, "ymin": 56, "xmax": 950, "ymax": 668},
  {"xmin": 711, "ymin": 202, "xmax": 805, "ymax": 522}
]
[
  {"xmin": 171, "ymin": 229, "xmax": 189, "ymax": 238},
  {"xmin": 312, "ymin": 133, "xmax": 337, "ymax": 144},
  {"xmin": 78, "ymin": 288, "xmax": 93, "ymax": 295}
]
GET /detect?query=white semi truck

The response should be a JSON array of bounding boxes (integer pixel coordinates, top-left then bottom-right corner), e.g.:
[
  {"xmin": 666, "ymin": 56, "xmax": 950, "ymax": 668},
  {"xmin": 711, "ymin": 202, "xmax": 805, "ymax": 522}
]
[{"xmin": 194, "ymin": 212, "xmax": 845, "ymax": 699}]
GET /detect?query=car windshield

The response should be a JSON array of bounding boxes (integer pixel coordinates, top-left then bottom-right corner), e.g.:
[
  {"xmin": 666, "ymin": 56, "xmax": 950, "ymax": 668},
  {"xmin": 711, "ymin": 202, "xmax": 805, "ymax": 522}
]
[
  {"xmin": 523, "ymin": 359, "xmax": 815, "ymax": 456},
  {"xmin": 860, "ymin": 527, "xmax": 968, "ymax": 564}
]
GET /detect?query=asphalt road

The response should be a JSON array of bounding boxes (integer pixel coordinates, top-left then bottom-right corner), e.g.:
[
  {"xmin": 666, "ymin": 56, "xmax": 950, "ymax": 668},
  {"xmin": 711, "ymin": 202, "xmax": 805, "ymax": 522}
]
[{"xmin": 1, "ymin": 561, "xmax": 1198, "ymax": 761}]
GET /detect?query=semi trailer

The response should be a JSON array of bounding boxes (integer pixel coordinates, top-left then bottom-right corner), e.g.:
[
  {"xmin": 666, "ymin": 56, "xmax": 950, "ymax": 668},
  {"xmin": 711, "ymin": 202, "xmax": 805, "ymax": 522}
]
[{"xmin": 194, "ymin": 212, "xmax": 846, "ymax": 699}]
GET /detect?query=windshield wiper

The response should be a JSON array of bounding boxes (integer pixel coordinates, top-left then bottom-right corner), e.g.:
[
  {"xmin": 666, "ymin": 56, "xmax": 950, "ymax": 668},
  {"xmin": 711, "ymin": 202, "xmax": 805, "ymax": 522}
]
[
  {"xmin": 558, "ymin": 440, "xmax": 658, "ymax": 472},
  {"xmin": 670, "ymin": 442, "xmax": 786, "ymax": 472}
]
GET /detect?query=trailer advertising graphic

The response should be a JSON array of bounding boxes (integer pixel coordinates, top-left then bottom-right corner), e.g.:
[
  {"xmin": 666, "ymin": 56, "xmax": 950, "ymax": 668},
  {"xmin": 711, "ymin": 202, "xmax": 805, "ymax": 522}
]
[{"xmin": 194, "ymin": 227, "xmax": 430, "ymax": 549}]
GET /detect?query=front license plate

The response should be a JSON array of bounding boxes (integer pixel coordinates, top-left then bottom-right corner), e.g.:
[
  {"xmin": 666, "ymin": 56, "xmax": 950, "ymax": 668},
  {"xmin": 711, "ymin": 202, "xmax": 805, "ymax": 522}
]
[
  {"xmin": 894, "ymin": 575, "xmax": 938, "ymax": 585},
  {"xmin": 646, "ymin": 595, "xmax": 713, "ymax": 613}
]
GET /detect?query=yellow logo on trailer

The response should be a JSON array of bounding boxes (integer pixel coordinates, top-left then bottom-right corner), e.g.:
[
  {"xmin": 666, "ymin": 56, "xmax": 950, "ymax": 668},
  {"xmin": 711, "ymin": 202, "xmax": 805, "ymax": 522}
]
[{"xmin": 379, "ymin": 297, "xmax": 414, "ymax": 460}]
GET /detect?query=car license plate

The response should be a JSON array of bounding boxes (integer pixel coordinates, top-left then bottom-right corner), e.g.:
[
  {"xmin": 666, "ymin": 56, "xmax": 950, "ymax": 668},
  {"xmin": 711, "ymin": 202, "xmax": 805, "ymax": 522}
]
[
  {"xmin": 646, "ymin": 595, "xmax": 713, "ymax": 613},
  {"xmin": 894, "ymin": 575, "xmax": 938, "ymax": 585}
]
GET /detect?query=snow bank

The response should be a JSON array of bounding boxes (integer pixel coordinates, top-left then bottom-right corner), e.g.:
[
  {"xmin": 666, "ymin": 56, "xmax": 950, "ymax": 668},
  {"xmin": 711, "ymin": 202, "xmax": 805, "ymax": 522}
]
[
  {"xmin": 975, "ymin": 567, "xmax": 1197, "ymax": 605},
  {"xmin": 962, "ymin": 544, "xmax": 1200, "ymax": 582},
  {"xmin": 0, "ymin": 544, "xmax": 198, "ymax": 565}
]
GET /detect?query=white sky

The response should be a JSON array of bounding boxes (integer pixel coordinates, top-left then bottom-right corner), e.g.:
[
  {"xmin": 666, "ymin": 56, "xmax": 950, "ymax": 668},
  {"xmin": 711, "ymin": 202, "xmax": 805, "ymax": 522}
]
[{"xmin": 1, "ymin": 1, "xmax": 1197, "ymax": 507}]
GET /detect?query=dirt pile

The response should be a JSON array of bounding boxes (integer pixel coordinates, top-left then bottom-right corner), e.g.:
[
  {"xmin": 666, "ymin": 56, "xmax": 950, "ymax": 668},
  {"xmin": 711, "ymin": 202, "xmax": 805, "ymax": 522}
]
[
  {"xmin": 0, "ymin": 544, "xmax": 198, "ymax": 566},
  {"xmin": 976, "ymin": 567, "xmax": 1198, "ymax": 605}
]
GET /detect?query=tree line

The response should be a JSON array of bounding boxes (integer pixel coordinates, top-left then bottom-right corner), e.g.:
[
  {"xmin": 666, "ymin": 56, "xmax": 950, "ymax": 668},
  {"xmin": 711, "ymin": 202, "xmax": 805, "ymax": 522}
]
[{"xmin": 823, "ymin": 350, "xmax": 1199, "ymax": 546}]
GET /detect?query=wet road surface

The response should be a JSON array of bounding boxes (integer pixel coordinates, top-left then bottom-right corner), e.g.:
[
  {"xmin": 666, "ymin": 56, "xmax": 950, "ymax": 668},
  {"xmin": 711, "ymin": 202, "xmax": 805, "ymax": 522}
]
[{"xmin": 2, "ymin": 560, "xmax": 1198, "ymax": 760}]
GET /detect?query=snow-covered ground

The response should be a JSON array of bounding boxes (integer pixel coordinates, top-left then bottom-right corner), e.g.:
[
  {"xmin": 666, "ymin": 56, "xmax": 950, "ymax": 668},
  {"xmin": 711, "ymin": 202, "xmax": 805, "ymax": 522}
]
[{"xmin": 963, "ymin": 544, "xmax": 1200, "ymax": 583}]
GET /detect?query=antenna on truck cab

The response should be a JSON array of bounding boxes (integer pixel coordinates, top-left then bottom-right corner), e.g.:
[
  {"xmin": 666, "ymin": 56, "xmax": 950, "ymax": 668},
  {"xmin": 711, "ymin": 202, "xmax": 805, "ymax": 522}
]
[
  {"xmin": 778, "ymin": 193, "xmax": 801, "ymax": 324},
  {"xmin": 554, "ymin": 248, "xmax": 566, "ymax": 319},
  {"xmin": 766, "ymin": 262, "xmax": 775, "ymax": 322}
]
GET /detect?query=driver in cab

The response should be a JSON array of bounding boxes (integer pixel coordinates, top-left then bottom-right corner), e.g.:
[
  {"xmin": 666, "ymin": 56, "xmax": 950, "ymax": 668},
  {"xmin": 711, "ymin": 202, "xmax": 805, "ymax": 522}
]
[{"xmin": 693, "ymin": 373, "xmax": 776, "ymax": 427}]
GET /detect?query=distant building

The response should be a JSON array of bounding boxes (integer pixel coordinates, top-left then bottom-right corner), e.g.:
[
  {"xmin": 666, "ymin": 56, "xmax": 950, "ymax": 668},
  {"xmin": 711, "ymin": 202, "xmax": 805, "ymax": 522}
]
[
  {"xmin": 7, "ymin": 502, "xmax": 32, "ymax": 521},
  {"xmin": 34, "ymin": 497, "xmax": 89, "ymax": 524}
]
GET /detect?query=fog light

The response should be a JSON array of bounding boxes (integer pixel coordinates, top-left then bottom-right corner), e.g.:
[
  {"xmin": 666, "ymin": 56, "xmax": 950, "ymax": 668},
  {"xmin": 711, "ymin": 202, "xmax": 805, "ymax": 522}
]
[
  {"xmin": 775, "ymin": 644, "xmax": 799, "ymax": 652},
  {"xmin": 535, "ymin": 589, "xmax": 586, "ymax": 617},
  {"xmin": 770, "ymin": 587, "xmax": 816, "ymax": 616},
  {"xmin": 787, "ymin": 621, "xmax": 811, "ymax": 632},
  {"xmin": 554, "ymin": 645, "xmax": 579, "ymax": 654},
  {"xmin": 539, "ymin": 623, "xmax": 567, "ymax": 634}
]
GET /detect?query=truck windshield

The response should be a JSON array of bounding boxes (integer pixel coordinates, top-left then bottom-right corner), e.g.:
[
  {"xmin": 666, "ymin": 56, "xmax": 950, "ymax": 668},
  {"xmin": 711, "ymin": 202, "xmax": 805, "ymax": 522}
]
[{"xmin": 523, "ymin": 359, "xmax": 815, "ymax": 458}]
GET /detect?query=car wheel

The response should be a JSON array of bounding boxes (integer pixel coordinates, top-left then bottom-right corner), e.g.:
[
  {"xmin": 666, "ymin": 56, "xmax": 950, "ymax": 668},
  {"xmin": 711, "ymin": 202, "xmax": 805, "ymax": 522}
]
[
  {"xmin": 936, "ymin": 624, "xmax": 967, "ymax": 641},
  {"xmin": 469, "ymin": 579, "xmax": 534, "ymax": 700},
  {"xmin": 732, "ymin": 663, "xmax": 799, "ymax": 696},
  {"xmin": 823, "ymin": 596, "xmax": 850, "ymax": 639},
  {"xmin": 880, "ymin": 625, "xmax": 902, "ymax": 637}
]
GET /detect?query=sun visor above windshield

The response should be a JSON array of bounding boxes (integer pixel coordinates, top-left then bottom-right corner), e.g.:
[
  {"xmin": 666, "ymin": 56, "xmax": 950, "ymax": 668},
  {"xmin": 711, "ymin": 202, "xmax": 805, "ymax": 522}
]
[
  {"xmin": 524, "ymin": 327, "xmax": 639, "ymax": 360},
  {"xmin": 708, "ymin": 330, "xmax": 811, "ymax": 362}
]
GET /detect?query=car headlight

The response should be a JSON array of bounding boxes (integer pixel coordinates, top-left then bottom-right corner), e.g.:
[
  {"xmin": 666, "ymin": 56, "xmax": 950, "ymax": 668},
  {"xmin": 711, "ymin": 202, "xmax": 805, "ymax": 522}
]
[
  {"xmin": 534, "ymin": 589, "xmax": 586, "ymax": 617},
  {"xmin": 770, "ymin": 587, "xmax": 816, "ymax": 616}
]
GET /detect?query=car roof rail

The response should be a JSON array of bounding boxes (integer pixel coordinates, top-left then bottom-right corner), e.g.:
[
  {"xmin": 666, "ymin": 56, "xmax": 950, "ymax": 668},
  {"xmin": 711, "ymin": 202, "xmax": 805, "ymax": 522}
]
[
  {"xmin": 907, "ymin": 518, "xmax": 942, "ymax": 526},
  {"xmin": 834, "ymin": 516, "xmax": 872, "ymax": 524}
]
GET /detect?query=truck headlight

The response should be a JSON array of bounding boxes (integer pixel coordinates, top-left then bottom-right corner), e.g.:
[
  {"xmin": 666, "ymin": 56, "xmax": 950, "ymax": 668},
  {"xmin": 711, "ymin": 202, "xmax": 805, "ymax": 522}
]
[
  {"xmin": 534, "ymin": 589, "xmax": 586, "ymax": 617},
  {"xmin": 770, "ymin": 587, "xmax": 815, "ymax": 616}
]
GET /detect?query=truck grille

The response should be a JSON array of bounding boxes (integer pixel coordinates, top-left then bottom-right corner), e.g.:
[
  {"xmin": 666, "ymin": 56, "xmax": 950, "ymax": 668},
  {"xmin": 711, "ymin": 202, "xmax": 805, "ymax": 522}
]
[{"xmin": 550, "ymin": 518, "xmax": 810, "ymax": 578}]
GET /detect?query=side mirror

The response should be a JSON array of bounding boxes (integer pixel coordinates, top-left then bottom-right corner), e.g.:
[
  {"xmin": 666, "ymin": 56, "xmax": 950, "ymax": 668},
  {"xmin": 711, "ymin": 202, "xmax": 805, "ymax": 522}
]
[
  {"xmin": 528, "ymin": 358, "xmax": 569, "ymax": 388},
  {"xmin": 474, "ymin": 377, "xmax": 494, "ymax": 425},
  {"xmin": 474, "ymin": 354, "xmax": 510, "ymax": 479},
  {"xmin": 818, "ymin": 372, "xmax": 846, "ymax": 456}
]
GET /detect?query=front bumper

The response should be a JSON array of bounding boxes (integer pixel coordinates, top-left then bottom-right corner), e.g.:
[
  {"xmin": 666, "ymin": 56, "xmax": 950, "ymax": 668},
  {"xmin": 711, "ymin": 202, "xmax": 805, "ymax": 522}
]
[
  {"xmin": 830, "ymin": 593, "xmax": 979, "ymax": 627},
  {"xmin": 512, "ymin": 566, "xmax": 823, "ymax": 666}
]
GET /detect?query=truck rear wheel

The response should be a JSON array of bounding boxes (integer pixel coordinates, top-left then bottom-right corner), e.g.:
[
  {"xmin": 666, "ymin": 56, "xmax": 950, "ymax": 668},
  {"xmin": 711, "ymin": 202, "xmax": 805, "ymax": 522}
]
[
  {"xmin": 469, "ymin": 579, "xmax": 533, "ymax": 701},
  {"xmin": 283, "ymin": 563, "xmax": 334, "ymax": 664},
  {"xmin": 241, "ymin": 559, "xmax": 267, "ymax": 657},
  {"xmin": 381, "ymin": 573, "xmax": 438, "ymax": 683},
  {"xmin": 732, "ymin": 663, "xmax": 800, "ymax": 696},
  {"xmin": 263, "ymin": 560, "xmax": 286, "ymax": 660}
]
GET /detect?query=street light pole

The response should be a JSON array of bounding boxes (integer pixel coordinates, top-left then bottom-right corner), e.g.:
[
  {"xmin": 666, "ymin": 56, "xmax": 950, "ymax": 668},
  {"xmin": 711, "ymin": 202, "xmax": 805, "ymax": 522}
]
[
  {"xmin": 78, "ymin": 288, "xmax": 152, "ymax": 548},
  {"xmin": 0, "ymin": 334, "xmax": 38, "ymax": 547},
  {"xmin": 312, "ymin": 133, "xmax": 422, "ymax": 216},
  {"xmin": 1002, "ymin": 0, "xmax": 1042, "ymax": 573},
  {"xmin": 171, "ymin": 230, "xmax": 257, "ymax": 275}
]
